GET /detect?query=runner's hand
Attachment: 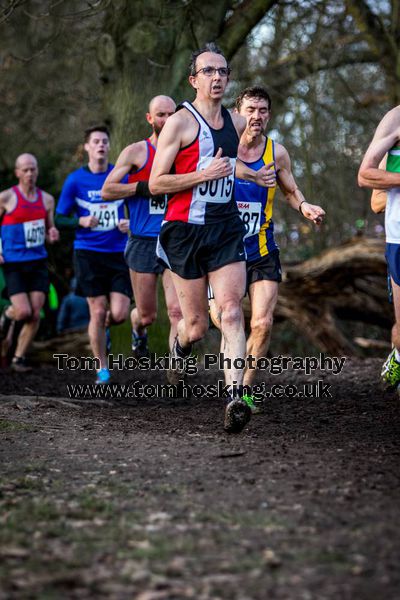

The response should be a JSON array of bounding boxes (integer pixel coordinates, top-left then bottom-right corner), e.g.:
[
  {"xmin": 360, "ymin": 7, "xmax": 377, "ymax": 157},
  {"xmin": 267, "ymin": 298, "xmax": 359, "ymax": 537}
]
[
  {"xmin": 255, "ymin": 161, "xmax": 276, "ymax": 188},
  {"xmin": 0, "ymin": 253, "xmax": 3, "ymax": 265},
  {"xmin": 300, "ymin": 202, "xmax": 325, "ymax": 224},
  {"xmin": 47, "ymin": 226, "xmax": 59, "ymax": 243},
  {"xmin": 79, "ymin": 215, "xmax": 99, "ymax": 228},
  {"xmin": 118, "ymin": 219, "xmax": 130, "ymax": 234},
  {"xmin": 204, "ymin": 147, "xmax": 233, "ymax": 180}
]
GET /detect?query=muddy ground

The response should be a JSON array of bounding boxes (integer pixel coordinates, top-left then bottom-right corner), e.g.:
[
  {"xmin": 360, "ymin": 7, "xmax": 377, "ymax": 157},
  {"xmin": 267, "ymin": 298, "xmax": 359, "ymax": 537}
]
[{"xmin": 0, "ymin": 356, "xmax": 399, "ymax": 599}]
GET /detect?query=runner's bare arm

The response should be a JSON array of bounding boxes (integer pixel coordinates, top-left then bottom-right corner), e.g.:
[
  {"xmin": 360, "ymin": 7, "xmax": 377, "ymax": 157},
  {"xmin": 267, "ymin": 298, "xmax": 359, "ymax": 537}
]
[
  {"xmin": 101, "ymin": 143, "xmax": 146, "ymax": 200},
  {"xmin": 370, "ymin": 157, "xmax": 387, "ymax": 213},
  {"xmin": 43, "ymin": 192, "xmax": 59, "ymax": 243},
  {"xmin": 149, "ymin": 115, "xmax": 232, "ymax": 195},
  {"xmin": 359, "ymin": 107, "xmax": 400, "ymax": 189},
  {"xmin": 276, "ymin": 144, "xmax": 325, "ymax": 224}
]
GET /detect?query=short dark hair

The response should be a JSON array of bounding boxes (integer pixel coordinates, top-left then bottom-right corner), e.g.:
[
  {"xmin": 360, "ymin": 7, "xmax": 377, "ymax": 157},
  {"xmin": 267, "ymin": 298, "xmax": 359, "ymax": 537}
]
[
  {"xmin": 235, "ymin": 86, "xmax": 272, "ymax": 112},
  {"xmin": 84, "ymin": 125, "xmax": 110, "ymax": 143},
  {"xmin": 189, "ymin": 42, "xmax": 226, "ymax": 76}
]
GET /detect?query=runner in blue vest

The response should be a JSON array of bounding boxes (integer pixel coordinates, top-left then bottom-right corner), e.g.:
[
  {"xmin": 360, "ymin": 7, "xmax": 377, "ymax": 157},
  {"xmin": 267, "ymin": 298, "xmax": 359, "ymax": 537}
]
[{"xmin": 56, "ymin": 126, "xmax": 131, "ymax": 384}]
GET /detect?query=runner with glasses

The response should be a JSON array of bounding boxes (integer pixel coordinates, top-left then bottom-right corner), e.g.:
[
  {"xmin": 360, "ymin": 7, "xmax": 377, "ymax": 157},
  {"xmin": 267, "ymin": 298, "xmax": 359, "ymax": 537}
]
[{"xmin": 149, "ymin": 43, "xmax": 276, "ymax": 433}]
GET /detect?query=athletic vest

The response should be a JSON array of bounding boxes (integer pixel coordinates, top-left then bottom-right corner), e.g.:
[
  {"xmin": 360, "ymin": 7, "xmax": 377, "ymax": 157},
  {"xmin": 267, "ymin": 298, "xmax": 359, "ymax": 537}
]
[
  {"xmin": 385, "ymin": 147, "xmax": 400, "ymax": 243},
  {"xmin": 56, "ymin": 165, "xmax": 127, "ymax": 253},
  {"xmin": 165, "ymin": 101, "xmax": 239, "ymax": 225},
  {"xmin": 127, "ymin": 139, "xmax": 165, "ymax": 237},
  {"xmin": 1, "ymin": 186, "xmax": 47, "ymax": 263},
  {"xmin": 235, "ymin": 137, "xmax": 278, "ymax": 261}
]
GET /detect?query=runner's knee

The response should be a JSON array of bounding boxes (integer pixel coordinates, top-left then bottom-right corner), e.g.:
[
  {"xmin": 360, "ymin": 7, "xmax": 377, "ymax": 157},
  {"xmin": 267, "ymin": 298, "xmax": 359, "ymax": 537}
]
[
  {"xmin": 220, "ymin": 301, "xmax": 242, "ymax": 329},
  {"xmin": 110, "ymin": 307, "xmax": 129, "ymax": 325}
]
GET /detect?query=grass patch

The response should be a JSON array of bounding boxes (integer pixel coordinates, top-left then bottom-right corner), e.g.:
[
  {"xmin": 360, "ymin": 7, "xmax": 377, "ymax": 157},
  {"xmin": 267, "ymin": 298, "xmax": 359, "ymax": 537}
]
[{"xmin": 0, "ymin": 419, "xmax": 33, "ymax": 432}]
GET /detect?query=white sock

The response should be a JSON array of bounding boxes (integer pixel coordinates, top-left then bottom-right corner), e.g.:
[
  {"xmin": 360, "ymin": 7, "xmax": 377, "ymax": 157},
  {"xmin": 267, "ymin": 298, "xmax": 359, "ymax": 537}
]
[{"xmin": 395, "ymin": 348, "xmax": 400, "ymax": 363}]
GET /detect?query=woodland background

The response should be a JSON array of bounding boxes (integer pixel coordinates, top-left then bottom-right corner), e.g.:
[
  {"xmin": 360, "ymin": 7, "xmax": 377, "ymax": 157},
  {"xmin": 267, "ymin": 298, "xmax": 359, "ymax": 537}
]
[{"xmin": 0, "ymin": 0, "xmax": 395, "ymax": 353}]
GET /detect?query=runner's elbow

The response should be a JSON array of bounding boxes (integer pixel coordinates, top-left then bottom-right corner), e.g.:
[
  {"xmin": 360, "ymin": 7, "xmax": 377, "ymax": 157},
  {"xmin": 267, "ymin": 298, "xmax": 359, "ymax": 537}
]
[{"xmin": 149, "ymin": 177, "xmax": 161, "ymax": 195}]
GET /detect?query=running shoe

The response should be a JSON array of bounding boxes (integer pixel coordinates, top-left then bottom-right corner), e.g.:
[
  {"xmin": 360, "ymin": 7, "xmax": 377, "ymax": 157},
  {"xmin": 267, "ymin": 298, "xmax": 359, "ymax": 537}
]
[
  {"xmin": 381, "ymin": 349, "xmax": 400, "ymax": 388},
  {"xmin": 11, "ymin": 356, "xmax": 32, "ymax": 373},
  {"xmin": 131, "ymin": 330, "xmax": 150, "ymax": 358},
  {"xmin": 242, "ymin": 394, "xmax": 264, "ymax": 414},
  {"xmin": 96, "ymin": 367, "xmax": 111, "ymax": 384},
  {"xmin": 224, "ymin": 397, "xmax": 252, "ymax": 433}
]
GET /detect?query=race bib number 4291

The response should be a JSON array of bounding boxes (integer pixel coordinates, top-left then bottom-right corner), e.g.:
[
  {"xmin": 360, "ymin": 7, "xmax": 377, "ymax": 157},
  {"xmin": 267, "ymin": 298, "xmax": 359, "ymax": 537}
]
[
  {"xmin": 23, "ymin": 219, "xmax": 45, "ymax": 248},
  {"xmin": 89, "ymin": 203, "xmax": 119, "ymax": 231},
  {"xmin": 194, "ymin": 156, "xmax": 236, "ymax": 204}
]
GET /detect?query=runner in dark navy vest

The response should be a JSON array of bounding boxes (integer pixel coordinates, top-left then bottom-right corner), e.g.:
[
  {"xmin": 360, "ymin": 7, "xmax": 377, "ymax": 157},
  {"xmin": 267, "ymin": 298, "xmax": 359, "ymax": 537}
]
[
  {"xmin": 150, "ymin": 43, "xmax": 276, "ymax": 433},
  {"xmin": 0, "ymin": 153, "xmax": 59, "ymax": 371},
  {"xmin": 56, "ymin": 126, "xmax": 131, "ymax": 384},
  {"xmin": 102, "ymin": 96, "xmax": 183, "ymax": 378}
]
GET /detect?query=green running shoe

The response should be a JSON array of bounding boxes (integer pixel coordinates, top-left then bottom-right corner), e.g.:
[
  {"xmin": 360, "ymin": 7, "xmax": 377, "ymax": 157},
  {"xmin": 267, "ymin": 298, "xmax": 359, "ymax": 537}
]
[
  {"xmin": 381, "ymin": 349, "xmax": 400, "ymax": 388},
  {"xmin": 242, "ymin": 394, "xmax": 264, "ymax": 414}
]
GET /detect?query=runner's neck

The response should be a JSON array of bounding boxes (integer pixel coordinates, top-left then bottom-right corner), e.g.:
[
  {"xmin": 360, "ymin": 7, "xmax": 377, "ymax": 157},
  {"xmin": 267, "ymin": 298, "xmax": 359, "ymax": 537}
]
[{"xmin": 17, "ymin": 183, "xmax": 37, "ymax": 201}]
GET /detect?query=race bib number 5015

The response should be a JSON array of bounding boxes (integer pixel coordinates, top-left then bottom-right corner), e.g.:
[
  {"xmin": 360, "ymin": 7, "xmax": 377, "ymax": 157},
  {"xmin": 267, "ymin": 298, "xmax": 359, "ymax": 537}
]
[{"xmin": 194, "ymin": 156, "xmax": 236, "ymax": 204}]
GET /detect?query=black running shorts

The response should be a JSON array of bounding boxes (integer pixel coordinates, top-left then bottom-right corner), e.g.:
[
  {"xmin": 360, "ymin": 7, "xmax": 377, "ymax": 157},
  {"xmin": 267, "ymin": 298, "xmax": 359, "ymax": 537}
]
[
  {"xmin": 2, "ymin": 259, "xmax": 49, "ymax": 297},
  {"xmin": 74, "ymin": 249, "xmax": 132, "ymax": 298},
  {"xmin": 125, "ymin": 236, "xmax": 165, "ymax": 275},
  {"xmin": 157, "ymin": 216, "xmax": 246, "ymax": 279},
  {"xmin": 247, "ymin": 250, "xmax": 282, "ymax": 286}
]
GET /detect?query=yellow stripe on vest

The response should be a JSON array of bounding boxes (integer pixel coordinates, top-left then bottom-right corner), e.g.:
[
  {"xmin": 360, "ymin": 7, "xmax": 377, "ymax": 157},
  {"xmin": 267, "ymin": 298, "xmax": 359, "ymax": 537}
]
[{"xmin": 259, "ymin": 137, "xmax": 277, "ymax": 257}]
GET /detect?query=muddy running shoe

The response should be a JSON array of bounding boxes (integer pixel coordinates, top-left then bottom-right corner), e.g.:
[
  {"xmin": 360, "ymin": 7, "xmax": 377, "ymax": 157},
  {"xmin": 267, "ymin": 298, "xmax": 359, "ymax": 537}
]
[
  {"xmin": 132, "ymin": 330, "xmax": 150, "ymax": 358},
  {"xmin": 242, "ymin": 394, "xmax": 264, "ymax": 414},
  {"xmin": 224, "ymin": 398, "xmax": 252, "ymax": 433},
  {"xmin": 96, "ymin": 367, "xmax": 111, "ymax": 385},
  {"xmin": 381, "ymin": 349, "xmax": 400, "ymax": 388},
  {"xmin": 11, "ymin": 356, "xmax": 32, "ymax": 373},
  {"xmin": 0, "ymin": 308, "xmax": 12, "ymax": 341}
]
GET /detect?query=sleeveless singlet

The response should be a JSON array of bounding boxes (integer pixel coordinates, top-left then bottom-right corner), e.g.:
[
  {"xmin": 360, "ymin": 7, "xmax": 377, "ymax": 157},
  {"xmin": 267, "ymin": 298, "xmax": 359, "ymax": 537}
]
[
  {"xmin": 127, "ymin": 139, "xmax": 166, "ymax": 237},
  {"xmin": 1, "ymin": 186, "xmax": 47, "ymax": 263},
  {"xmin": 164, "ymin": 101, "xmax": 239, "ymax": 225},
  {"xmin": 386, "ymin": 147, "xmax": 400, "ymax": 244},
  {"xmin": 235, "ymin": 137, "xmax": 278, "ymax": 261}
]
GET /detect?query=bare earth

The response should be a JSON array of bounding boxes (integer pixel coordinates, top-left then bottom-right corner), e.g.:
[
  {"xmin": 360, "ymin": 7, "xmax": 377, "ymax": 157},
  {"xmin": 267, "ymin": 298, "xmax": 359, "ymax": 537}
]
[{"xmin": 0, "ymin": 356, "xmax": 399, "ymax": 599}]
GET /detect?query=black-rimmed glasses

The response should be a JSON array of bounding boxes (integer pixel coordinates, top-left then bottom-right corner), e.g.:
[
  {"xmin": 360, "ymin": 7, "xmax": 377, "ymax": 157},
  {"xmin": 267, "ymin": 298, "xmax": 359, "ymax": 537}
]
[{"xmin": 193, "ymin": 66, "xmax": 231, "ymax": 77}]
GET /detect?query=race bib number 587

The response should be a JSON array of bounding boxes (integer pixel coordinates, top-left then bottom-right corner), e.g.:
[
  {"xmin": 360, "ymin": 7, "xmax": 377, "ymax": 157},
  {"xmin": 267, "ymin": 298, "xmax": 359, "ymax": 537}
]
[{"xmin": 194, "ymin": 156, "xmax": 236, "ymax": 204}]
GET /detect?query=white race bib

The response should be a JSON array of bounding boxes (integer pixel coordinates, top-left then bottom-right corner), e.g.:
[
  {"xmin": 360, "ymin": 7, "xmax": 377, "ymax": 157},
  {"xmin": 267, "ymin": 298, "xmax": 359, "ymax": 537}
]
[
  {"xmin": 237, "ymin": 201, "xmax": 261, "ymax": 239},
  {"xmin": 149, "ymin": 195, "xmax": 167, "ymax": 215},
  {"xmin": 89, "ymin": 202, "xmax": 119, "ymax": 231},
  {"xmin": 23, "ymin": 219, "xmax": 45, "ymax": 248},
  {"xmin": 194, "ymin": 156, "xmax": 236, "ymax": 204}
]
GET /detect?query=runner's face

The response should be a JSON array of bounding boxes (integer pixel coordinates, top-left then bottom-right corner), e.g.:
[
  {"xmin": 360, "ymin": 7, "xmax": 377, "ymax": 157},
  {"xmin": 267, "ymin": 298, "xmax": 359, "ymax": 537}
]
[
  {"xmin": 15, "ymin": 158, "xmax": 38, "ymax": 187},
  {"xmin": 147, "ymin": 99, "xmax": 176, "ymax": 135},
  {"xmin": 85, "ymin": 131, "xmax": 110, "ymax": 162},
  {"xmin": 239, "ymin": 97, "xmax": 270, "ymax": 136},
  {"xmin": 190, "ymin": 52, "xmax": 229, "ymax": 100}
]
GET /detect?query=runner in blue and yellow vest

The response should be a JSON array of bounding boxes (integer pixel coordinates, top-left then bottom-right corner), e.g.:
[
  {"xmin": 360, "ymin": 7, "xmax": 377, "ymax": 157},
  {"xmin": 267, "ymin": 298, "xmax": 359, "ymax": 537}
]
[
  {"xmin": 0, "ymin": 153, "xmax": 59, "ymax": 371},
  {"xmin": 232, "ymin": 86, "xmax": 325, "ymax": 391}
]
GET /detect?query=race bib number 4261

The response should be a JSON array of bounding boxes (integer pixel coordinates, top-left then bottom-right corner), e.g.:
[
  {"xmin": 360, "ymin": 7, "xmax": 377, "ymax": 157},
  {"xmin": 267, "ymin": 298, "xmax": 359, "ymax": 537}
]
[
  {"xmin": 89, "ymin": 203, "xmax": 119, "ymax": 231},
  {"xmin": 194, "ymin": 156, "xmax": 236, "ymax": 204},
  {"xmin": 23, "ymin": 219, "xmax": 45, "ymax": 248}
]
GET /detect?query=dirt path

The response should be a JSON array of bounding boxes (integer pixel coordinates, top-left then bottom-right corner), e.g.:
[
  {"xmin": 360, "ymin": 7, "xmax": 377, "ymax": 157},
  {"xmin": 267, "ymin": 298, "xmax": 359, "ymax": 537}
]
[{"xmin": 0, "ymin": 358, "xmax": 399, "ymax": 599}]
